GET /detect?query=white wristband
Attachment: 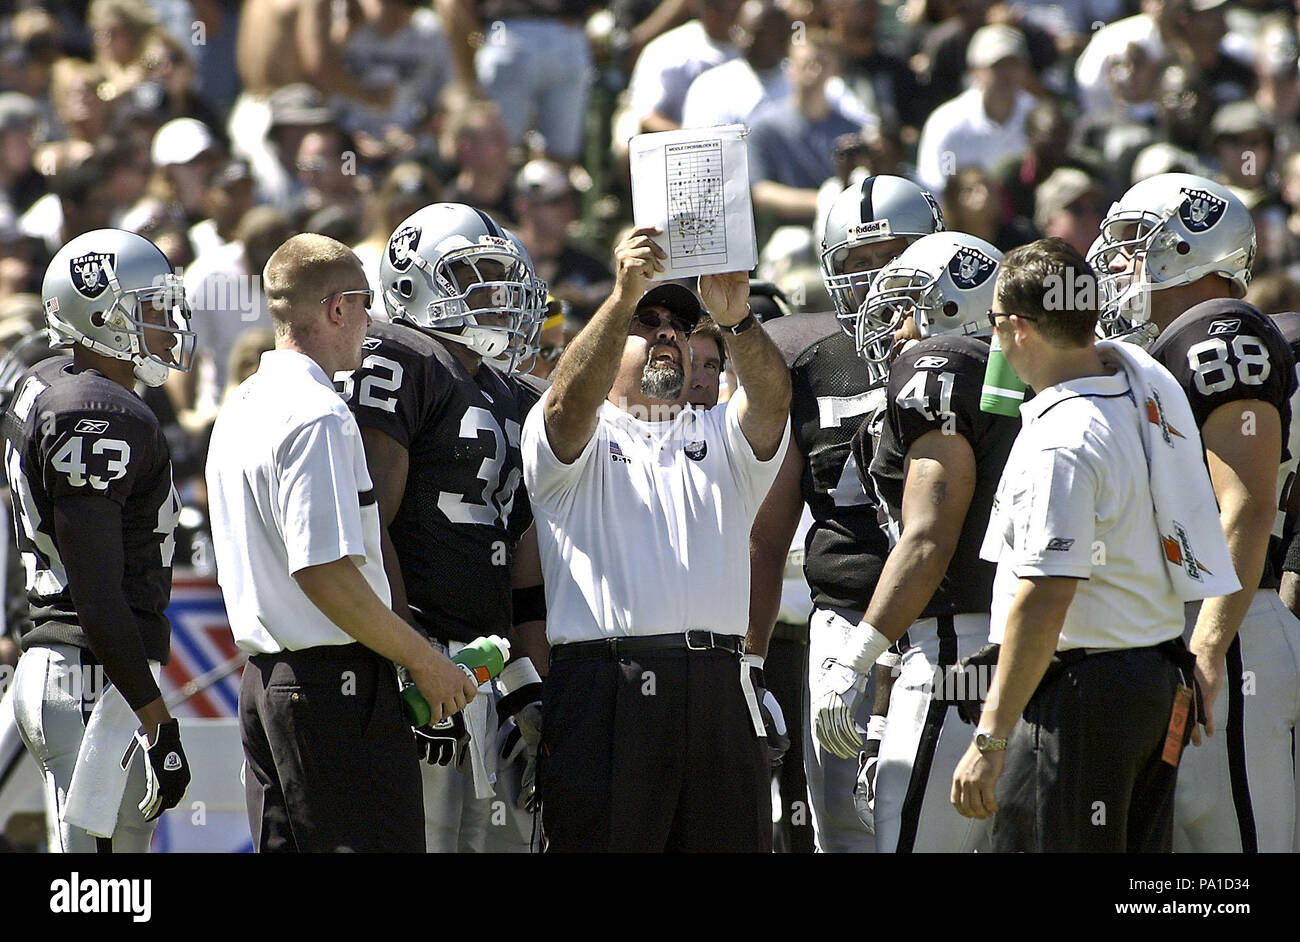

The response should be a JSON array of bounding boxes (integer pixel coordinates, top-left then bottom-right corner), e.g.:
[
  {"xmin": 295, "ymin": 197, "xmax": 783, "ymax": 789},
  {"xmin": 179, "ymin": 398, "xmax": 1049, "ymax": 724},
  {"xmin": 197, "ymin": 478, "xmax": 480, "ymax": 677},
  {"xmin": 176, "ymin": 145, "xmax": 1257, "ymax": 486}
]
[
  {"xmin": 497, "ymin": 657, "xmax": 542, "ymax": 695},
  {"xmin": 876, "ymin": 648, "xmax": 902, "ymax": 671},
  {"xmin": 836, "ymin": 622, "xmax": 892, "ymax": 674}
]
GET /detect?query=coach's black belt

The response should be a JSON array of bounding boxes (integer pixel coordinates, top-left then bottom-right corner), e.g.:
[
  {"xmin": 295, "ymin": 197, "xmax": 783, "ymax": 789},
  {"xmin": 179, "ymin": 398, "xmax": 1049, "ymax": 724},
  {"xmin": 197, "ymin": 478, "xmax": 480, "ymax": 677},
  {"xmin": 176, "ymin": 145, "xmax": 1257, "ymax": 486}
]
[{"xmin": 551, "ymin": 631, "xmax": 746, "ymax": 662}]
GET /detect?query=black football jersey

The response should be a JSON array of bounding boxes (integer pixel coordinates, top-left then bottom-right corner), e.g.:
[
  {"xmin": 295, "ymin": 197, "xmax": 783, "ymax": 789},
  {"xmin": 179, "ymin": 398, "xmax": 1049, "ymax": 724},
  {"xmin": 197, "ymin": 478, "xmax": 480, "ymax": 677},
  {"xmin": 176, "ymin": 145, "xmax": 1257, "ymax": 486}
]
[
  {"xmin": 1150, "ymin": 300, "xmax": 1298, "ymax": 589},
  {"xmin": 340, "ymin": 321, "xmax": 531, "ymax": 642},
  {"xmin": 863, "ymin": 335, "xmax": 1019, "ymax": 617},
  {"xmin": 1268, "ymin": 311, "xmax": 1300, "ymax": 576},
  {"xmin": 765, "ymin": 312, "xmax": 889, "ymax": 614},
  {"xmin": 2, "ymin": 357, "xmax": 179, "ymax": 658}
]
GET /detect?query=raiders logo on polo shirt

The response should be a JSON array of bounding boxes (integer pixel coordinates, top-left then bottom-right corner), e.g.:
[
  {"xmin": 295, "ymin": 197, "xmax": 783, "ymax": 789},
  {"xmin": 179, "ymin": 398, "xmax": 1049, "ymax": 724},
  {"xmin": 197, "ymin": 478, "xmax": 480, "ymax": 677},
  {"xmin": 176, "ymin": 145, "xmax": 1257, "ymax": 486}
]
[
  {"xmin": 948, "ymin": 246, "xmax": 997, "ymax": 290},
  {"xmin": 69, "ymin": 252, "xmax": 116, "ymax": 299},
  {"xmin": 685, "ymin": 440, "xmax": 707, "ymax": 461},
  {"xmin": 1178, "ymin": 188, "xmax": 1226, "ymax": 233},
  {"xmin": 388, "ymin": 226, "xmax": 421, "ymax": 271}
]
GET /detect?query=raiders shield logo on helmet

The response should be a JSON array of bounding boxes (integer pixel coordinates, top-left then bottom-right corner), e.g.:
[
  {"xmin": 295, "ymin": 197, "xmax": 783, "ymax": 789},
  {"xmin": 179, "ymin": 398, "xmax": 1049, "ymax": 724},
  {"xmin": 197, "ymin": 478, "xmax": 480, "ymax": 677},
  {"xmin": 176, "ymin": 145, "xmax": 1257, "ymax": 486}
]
[
  {"xmin": 388, "ymin": 226, "xmax": 421, "ymax": 272},
  {"xmin": 69, "ymin": 252, "xmax": 116, "ymax": 299},
  {"xmin": 1178, "ymin": 188, "xmax": 1226, "ymax": 233},
  {"xmin": 948, "ymin": 247, "xmax": 996, "ymax": 290},
  {"xmin": 923, "ymin": 191, "xmax": 945, "ymax": 231}
]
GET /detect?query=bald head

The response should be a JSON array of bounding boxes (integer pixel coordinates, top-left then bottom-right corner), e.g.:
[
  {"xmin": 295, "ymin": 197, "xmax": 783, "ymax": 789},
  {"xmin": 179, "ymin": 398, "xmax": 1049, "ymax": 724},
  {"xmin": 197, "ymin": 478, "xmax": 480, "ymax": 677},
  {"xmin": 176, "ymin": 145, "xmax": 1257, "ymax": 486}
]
[{"xmin": 263, "ymin": 233, "xmax": 365, "ymax": 340}]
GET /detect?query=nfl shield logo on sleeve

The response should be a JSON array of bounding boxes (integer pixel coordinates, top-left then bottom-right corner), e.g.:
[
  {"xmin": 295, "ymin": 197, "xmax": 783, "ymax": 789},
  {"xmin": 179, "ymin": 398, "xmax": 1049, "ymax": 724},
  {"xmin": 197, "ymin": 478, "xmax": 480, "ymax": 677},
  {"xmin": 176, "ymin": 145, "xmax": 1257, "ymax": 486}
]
[{"xmin": 69, "ymin": 252, "xmax": 116, "ymax": 299}]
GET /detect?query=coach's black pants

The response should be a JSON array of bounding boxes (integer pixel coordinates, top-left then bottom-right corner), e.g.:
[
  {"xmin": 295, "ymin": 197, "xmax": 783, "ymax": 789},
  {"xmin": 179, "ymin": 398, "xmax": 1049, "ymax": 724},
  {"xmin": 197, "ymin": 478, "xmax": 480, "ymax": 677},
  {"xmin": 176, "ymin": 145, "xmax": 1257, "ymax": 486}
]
[
  {"xmin": 240, "ymin": 643, "xmax": 423, "ymax": 852},
  {"xmin": 992, "ymin": 645, "xmax": 1184, "ymax": 853},
  {"xmin": 540, "ymin": 647, "xmax": 771, "ymax": 852}
]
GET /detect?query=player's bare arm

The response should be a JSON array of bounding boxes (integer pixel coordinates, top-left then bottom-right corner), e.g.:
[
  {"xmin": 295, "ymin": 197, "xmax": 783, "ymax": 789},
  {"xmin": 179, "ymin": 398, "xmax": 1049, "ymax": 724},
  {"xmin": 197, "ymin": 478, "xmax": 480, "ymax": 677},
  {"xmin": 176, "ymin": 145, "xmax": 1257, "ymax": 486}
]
[
  {"xmin": 293, "ymin": 557, "xmax": 477, "ymax": 722},
  {"xmin": 358, "ymin": 426, "xmax": 414, "ymax": 625},
  {"xmin": 751, "ymin": 181, "xmax": 820, "ymax": 223},
  {"xmin": 1190, "ymin": 398, "xmax": 1282, "ymax": 739},
  {"xmin": 951, "ymin": 575, "xmax": 1077, "ymax": 819},
  {"xmin": 297, "ymin": 0, "xmax": 390, "ymax": 107},
  {"xmin": 746, "ymin": 438, "xmax": 806, "ymax": 659},
  {"xmin": 545, "ymin": 226, "xmax": 665, "ymax": 463},
  {"xmin": 700, "ymin": 272, "xmax": 791, "ymax": 460},
  {"xmin": 510, "ymin": 524, "xmax": 550, "ymax": 676},
  {"xmin": 860, "ymin": 430, "xmax": 976, "ymax": 640},
  {"xmin": 434, "ymin": 0, "xmax": 482, "ymax": 90}
]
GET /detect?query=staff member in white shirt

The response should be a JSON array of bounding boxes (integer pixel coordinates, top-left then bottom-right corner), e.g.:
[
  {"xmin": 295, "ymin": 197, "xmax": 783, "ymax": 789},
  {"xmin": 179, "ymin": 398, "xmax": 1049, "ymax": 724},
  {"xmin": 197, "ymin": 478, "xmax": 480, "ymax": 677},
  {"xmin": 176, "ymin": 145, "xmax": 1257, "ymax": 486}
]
[
  {"xmin": 206, "ymin": 233, "xmax": 476, "ymax": 852},
  {"xmin": 522, "ymin": 227, "xmax": 791, "ymax": 852},
  {"xmin": 951, "ymin": 238, "xmax": 1227, "ymax": 852}
]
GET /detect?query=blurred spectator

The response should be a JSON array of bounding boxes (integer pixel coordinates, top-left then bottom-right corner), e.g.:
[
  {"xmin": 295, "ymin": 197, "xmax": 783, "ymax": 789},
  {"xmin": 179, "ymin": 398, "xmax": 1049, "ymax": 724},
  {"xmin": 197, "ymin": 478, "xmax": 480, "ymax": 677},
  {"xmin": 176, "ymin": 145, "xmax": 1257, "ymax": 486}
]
[
  {"xmin": 183, "ymin": 0, "xmax": 241, "ymax": 118},
  {"xmin": 190, "ymin": 158, "xmax": 255, "ymax": 258},
  {"xmin": 149, "ymin": 117, "xmax": 223, "ymax": 234},
  {"xmin": 338, "ymin": 0, "xmax": 452, "ymax": 161},
  {"xmin": 0, "ymin": 220, "xmax": 47, "ymax": 299},
  {"xmin": 151, "ymin": 225, "xmax": 195, "ymax": 271},
  {"xmin": 828, "ymin": 0, "xmax": 925, "ymax": 133},
  {"xmin": 180, "ymin": 205, "xmax": 293, "ymax": 424},
  {"xmin": 941, "ymin": 165, "xmax": 1034, "ymax": 251},
  {"xmin": 1032, "ymin": 166, "xmax": 1107, "ymax": 255},
  {"xmin": 288, "ymin": 127, "xmax": 368, "ymax": 229},
  {"xmin": 437, "ymin": 0, "xmax": 600, "ymax": 162},
  {"xmin": 1244, "ymin": 270, "xmax": 1300, "ymax": 315},
  {"xmin": 87, "ymin": 0, "xmax": 158, "ymax": 100},
  {"xmin": 624, "ymin": 0, "xmax": 742, "ymax": 133},
  {"xmin": 1, "ymin": 9, "xmax": 63, "ymax": 122},
  {"xmin": 525, "ymin": 299, "xmax": 569, "ymax": 379},
  {"xmin": 993, "ymin": 97, "xmax": 1073, "ymax": 224},
  {"xmin": 749, "ymin": 31, "xmax": 868, "ymax": 224},
  {"xmin": 512, "ymin": 159, "xmax": 613, "ymax": 320},
  {"xmin": 681, "ymin": 1, "xmax": 791, "ymax": 128},
  {"xmin": 1155, "ymin": 63, "xmax": 1217, "ymax": 154},
  {"xmin": 1075, "ymin": 0, "xmax": 1181, "ymax": 114},
  {"xmin": 1166, "ymin": 0, "xmax": 1253, "ymax": 107},
  {"xmin": 21, "ymin": 148, "xmax": 129, "ymax": 250},
  {"xmin": 0, "ymin": 94, "xmax": 45, "ymax": 219},
  {"xmin": 1007, "ymin": 0, "xmax": 1126, "ymax": 58},
  {"xmin": 1211, "ymin": 100, "xmax": 1278, "ymax": 196},
  {"xmin": 248, "ymin": 83, "xmax": 338, "ymax": 212},
  {"xmin": 1254, "ymin": 21, "xmax": 1300, "ymax": 158},
  {"xmin": 916, "ymin": 23, "xmax": 1036, "ymax": 198},
  {"xmin": 354, "ymin": 160, "xmax": 442, "ymax": 303},
  {"xmin": 45, "ymin": 58, "xmax": 111, "ymax": 152},
  {"xmin": 440, "ymin": 98, "xmax": 516, "ymax": 224},
  {"xmin": 137, "ymin": 28, "xmax": 225, "ymax": 132}
]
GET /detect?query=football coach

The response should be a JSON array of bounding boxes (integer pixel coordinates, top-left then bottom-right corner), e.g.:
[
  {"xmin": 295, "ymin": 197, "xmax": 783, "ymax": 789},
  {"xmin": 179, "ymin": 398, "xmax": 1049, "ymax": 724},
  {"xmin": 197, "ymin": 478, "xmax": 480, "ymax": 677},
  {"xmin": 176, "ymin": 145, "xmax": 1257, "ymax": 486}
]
[{"xmin": 206, "ymin": 233, "xmax": 477, "ymax": 852}]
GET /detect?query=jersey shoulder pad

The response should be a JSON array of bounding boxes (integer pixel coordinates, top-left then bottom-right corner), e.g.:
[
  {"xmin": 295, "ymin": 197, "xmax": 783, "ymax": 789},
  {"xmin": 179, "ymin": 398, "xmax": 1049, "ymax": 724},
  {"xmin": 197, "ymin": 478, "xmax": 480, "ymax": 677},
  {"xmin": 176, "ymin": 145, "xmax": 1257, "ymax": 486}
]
[
  {"xmin": 763, "ymin": 311, "xmax": 841, "ymax": 369},
  {"xmin": 886, "ymin": 336, "xmax": 988, "ymax": 449}
]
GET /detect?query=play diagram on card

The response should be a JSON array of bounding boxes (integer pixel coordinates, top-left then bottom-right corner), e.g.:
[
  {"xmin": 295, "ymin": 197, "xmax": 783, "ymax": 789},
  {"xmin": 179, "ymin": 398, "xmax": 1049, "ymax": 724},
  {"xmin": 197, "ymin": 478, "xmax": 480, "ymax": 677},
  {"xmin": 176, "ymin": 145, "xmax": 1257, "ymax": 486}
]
[{"xmin": 666, "ymin": 140, "xmax": 727, "ymax": 262}]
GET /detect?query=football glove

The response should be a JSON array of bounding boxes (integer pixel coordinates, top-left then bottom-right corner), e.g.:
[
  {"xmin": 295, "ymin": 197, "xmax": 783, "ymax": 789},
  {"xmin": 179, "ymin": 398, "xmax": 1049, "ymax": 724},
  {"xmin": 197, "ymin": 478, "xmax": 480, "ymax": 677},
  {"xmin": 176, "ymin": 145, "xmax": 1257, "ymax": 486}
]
[
  {"xmin": 414, "ymin": 712, "xmax": 469, "ymax": 767},
  {"xmin": 744, "ymin": 655, "xmax": 789, "ymax": 767},
  {"xmin": 138, "ymin": 718, "xmax": 191, "ymax": 821},
  {"xmin": 852, "ymin": 714, "xmax": 886, "ymax": 834},
  {"xmin": 495, "ymin": 658, "xmax": 543, "ymax": 811},
  {"xmin": 812, "ymin": 659, "xmax": 868, "ymax": 760}
]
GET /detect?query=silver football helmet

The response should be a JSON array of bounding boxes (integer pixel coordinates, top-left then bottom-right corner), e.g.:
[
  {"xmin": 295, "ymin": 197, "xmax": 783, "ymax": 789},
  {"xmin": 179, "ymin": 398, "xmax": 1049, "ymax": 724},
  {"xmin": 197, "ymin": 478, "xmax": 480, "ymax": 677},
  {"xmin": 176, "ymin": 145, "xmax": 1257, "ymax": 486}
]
[
  {"xmin": 42, "ymin": 228, "xmax": 195, "ymax": 388},
  {"xmin": 379, "ymin": 203, "xmax": 543, "ymax": 370},
  {"xmin": 820, "ymin": 175, "xmax": 945, "ymax": 334},
  {"xmin": 854, "ymin": 232, "xmax": 1002, "ymax": 385},
  {"xmin": 495, "ymin": 228, "xmax": 548, "ymax": 374},
  {"xmin": 1089, "ymin": 173, "xmax": 1255, "ymax": 344}
]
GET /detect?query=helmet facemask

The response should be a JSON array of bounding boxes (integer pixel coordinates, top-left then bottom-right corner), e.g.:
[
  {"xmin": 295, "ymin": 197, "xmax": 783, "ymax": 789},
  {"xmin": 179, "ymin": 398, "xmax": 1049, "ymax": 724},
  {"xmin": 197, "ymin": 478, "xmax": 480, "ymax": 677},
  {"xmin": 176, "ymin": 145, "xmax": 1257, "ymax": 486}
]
[{"xmin": 855, "ymin": 268, "xmax": 934, "ymax": 387}]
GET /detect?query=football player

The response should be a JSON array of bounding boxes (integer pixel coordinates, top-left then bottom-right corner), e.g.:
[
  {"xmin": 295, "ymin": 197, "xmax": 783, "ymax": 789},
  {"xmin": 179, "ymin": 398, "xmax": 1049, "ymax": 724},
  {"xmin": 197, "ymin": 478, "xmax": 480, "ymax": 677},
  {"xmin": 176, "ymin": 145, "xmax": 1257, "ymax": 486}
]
[
  {"xmin": 4, "ymin": 229, "xmax": 195, "ymax": 851},
  {"xmin": 1092, "ymin": 172, "xmax": 1300, "ymax": 852},
  {"xmin": 811, "ymin": 232, "xmax": 1017, "ymax": 852},
  {"xmin": 338, "ymin": 203, "xmax": 547, "ymax": 853},
  {"xmin": 748, "ymin": 175, "xmax": 943, "ymax": 852}
]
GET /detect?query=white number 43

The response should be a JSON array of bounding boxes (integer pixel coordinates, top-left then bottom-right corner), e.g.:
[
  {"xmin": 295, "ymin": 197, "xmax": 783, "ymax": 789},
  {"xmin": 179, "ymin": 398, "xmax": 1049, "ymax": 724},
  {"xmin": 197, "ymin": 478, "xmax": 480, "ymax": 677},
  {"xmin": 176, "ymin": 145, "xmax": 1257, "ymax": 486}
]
[{"xmin": 50, "ymin": 435, "xmax": 131, "ymax": 490}]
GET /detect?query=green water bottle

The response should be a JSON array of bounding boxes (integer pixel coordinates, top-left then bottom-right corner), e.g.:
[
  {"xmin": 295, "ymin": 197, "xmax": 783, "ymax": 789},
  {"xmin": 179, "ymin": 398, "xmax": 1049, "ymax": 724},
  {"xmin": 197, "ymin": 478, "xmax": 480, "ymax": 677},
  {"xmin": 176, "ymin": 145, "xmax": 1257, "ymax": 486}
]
[
  {"xmin": 401, "ymin": 635, "xmax": 512, "ymax": 727},
  {"xmin": 980, "ymin": 332, "xmax": 1027, "ymax": 417}
]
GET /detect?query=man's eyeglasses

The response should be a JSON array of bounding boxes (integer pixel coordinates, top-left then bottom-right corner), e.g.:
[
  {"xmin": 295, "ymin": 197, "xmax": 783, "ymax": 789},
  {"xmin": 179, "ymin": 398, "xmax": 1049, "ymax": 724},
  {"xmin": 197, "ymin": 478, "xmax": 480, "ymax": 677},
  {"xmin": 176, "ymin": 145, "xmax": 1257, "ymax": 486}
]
[
  {"xmin": 987, "ymin": 311, "xmax": 1038, "ymax": 329},
  {"xmin": 321, "ymin": 288, "xmax": 374, "ymax": 309},
  {"xmin": 633, "ymin": 309, "xmax": 695, "ymax": 335}
]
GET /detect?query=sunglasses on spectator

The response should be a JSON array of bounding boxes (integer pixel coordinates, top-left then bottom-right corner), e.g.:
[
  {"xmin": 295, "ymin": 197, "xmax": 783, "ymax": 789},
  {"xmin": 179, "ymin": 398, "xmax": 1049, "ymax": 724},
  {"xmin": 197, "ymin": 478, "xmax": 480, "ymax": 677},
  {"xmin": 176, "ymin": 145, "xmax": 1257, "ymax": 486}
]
[
  {"xmin": 321, "ymin": 288, "xmax": 374, "ymax": 309},
  {"xmin": 633, "ymin": 309, "xmax": 695, "ymax": 334},
  {"xmin": 297, "ymin": 157, "xmax": 332, "ymax": 174}
]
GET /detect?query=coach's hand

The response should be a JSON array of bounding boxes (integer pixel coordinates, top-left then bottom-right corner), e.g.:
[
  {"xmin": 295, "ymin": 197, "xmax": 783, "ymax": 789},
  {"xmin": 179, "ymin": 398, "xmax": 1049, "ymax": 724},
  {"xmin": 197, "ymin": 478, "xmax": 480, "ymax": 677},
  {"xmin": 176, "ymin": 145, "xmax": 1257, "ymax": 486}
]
[
  {"xmin": 811, "ymin": 660, "xmax": 868, "ymax": 760},
  {"xmin": 411, "ymin": 647, "xmax": 479, "ymax": 726},
  {"xmin": 138, "ymin": 718, "xmax": 191, "ymax": 821},
  {"xmin": 1190, "ymin": 650, "xmax": 1223, "ymax": 745},
  {"xmin": 952, "ymin": 742, "xmax": 1002, "ymax": 819},
  {"xmin": 743, "ymin": 655, "xmax": 789, "ymax": 766},
  {"xmin": 414, "ymin": 712, "xmax": 470, "ymax": 767},
  {"xmin": 613, "ymin": 226, "xmax": 666, "ymax": 298},
  {"xmin": 697, "ymin": 271, "xmax": 750, "ymax": 326}
]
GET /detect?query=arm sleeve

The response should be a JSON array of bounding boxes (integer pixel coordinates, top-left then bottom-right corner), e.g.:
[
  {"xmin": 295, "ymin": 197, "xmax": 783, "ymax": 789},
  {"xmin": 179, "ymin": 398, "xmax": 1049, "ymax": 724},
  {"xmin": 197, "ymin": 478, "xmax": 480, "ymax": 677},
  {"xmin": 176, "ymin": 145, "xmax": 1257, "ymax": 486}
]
[
  {"xmin": 520, "ymin": 386, "xmax": 602, "ymax": 510},
  {"xmin": 276, "ymin": 413, "xmax": 370, "ymax": 575},
  {"xmin": 51, "ymin": 495, "xmax": 162, "ymax": 710}
]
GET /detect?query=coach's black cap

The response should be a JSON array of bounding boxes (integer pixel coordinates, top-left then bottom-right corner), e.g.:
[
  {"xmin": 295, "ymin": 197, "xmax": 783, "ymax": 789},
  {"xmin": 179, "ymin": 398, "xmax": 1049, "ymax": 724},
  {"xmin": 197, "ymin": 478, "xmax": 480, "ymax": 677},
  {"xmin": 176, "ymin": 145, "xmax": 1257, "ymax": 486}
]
[{"xmin": 635, "ymin": 283, "xmax": 705, "ymax": 331}]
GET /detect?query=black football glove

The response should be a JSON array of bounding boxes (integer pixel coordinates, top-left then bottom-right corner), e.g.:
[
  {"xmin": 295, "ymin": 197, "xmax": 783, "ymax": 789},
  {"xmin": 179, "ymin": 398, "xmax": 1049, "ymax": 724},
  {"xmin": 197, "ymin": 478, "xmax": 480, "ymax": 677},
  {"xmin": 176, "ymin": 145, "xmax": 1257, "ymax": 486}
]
[
  {"xmin": 414, "ymin": 711, "xmax": 469, "ymax": 767},
  {"xmin": 745, "ymin": 655, "xmax": 790, "ymax": 767},
  {"xmin": 138, "ymin": 718, "xmax": 191, "ymax": 821},
  {"xmin": 496, "ymin": 658, "xmax": 543, "ymax": 812}
]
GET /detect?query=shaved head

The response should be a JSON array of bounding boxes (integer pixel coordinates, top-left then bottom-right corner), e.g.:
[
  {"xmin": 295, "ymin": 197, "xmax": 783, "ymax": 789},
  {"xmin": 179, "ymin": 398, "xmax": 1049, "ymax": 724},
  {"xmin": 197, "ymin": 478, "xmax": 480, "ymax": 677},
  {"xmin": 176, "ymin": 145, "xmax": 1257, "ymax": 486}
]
[{"xmin": 263, "ymin": 233, "xmax": 365, "ymax": 340}]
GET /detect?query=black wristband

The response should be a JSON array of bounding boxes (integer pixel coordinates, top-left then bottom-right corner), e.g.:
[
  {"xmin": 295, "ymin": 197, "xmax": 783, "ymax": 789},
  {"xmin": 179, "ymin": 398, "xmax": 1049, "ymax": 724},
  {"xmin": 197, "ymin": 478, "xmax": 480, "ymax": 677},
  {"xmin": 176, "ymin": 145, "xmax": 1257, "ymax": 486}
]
[
  {"xmin": 721, "ymin": 311, "xmax": 758, "ymax": 335},
  {"xmin": 512, "ymin": 584, "xmax": 547, "ymax": 626}
]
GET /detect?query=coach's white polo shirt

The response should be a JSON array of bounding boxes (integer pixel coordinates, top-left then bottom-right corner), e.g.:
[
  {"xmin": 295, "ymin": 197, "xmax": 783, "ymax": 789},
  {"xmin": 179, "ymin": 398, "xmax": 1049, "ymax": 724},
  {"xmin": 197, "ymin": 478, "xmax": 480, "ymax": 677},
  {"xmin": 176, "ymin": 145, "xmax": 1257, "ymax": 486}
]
[
  {"xmin": 523, "ymin": 390, "xmax": 789, "ymax": 646},
  {"xmin": 980, "ymin": 370, "xmax": 1183, "ymax": 651},
  {"xmin": 206, "ymin": 349, "xmax": 390, "ymax": 654}
]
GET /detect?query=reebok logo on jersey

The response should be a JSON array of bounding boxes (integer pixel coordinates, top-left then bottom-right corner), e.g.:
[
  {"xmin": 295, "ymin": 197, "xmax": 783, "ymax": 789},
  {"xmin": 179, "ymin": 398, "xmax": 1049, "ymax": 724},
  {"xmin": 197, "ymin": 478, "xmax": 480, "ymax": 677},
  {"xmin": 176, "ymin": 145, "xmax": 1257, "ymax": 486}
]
[
  {"xmin": 362, "ymin": 336, "xmax": 382, "ymax": 350},
  {"xmin": 948, "ymin": 247, "xmax": 997, "ymax": 290},
  {"xmin": 685, "ymin": 440, "xmax": 707, "ymax": 461},
  {"xmin": 849, "ymin": 220, "xmax": 891, "ymax": 240},
  {"xmin": 1045, "ymin": 537, "xmax": 1075, "ymax": 551},
  {"xmin": 1207, "ymin": 318, "xmax": 1240, "ymax": 335},
  {"xmin": 69, "ymin": 252, "xmax": 117, "ymax": 299},
  {"xmin": 74, "ymin": 419, "xmax": 110, "ymax": 435},
  {"xmin": 388, "ymin": 225, "xmax": 421, "ymax": 271},
  {"xmin": 163, "ymin": 751, "xmax": 182, "ymax": 771},
  {"xmin": 914, "ymin": 355, "xmax": 949, "ymax": 370},
  {"xmin": 1178, "ymin": 187, "xmax": 1226, "ymax": 232}
]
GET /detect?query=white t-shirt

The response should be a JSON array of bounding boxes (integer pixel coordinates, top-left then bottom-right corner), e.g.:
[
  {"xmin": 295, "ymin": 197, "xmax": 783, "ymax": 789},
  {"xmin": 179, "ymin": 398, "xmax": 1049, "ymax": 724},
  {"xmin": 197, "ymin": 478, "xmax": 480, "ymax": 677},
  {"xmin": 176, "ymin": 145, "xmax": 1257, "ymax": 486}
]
[
  {"xmin": 627, "ymin": 20, "xmax": 737, "ymax": 125},
  {"xmin": 522, "ymin": 391, "xmax": 789, "ymax": 645},
  {"xmin": 915, "ymin": 86, "xmax": 1037, "ymax": 197},
  {"xmin": 206, "ymin": 349, "xmax": 391, "ymax": 654},
  {"xmin": 1073, "ymin": 13, "xmax": 1164, "ymax": 114},
  {"xmin": 980, "ymin": 370, "xmax": 1183, "ymax": 651}
]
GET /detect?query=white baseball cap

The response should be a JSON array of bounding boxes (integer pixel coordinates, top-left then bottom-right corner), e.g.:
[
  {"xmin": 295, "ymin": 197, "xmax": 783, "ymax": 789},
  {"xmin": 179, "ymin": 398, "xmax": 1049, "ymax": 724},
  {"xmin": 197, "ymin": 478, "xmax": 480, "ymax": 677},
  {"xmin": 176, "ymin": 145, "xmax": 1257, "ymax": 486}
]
[
  {"xmin": 966, "ymin": 24, "xmax": 1029, "ymax": 70},
  {"xmin": 151, "ymin": 117, "xmax": 216, "ymax": 167}
]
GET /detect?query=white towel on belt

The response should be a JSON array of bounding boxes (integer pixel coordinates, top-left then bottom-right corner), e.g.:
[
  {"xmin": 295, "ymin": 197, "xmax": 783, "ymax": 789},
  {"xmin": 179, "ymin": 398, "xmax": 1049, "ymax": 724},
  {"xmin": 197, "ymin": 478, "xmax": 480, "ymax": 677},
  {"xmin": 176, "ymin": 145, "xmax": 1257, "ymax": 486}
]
[
  {"xmin": 63, "ymin": 662, "xmax": 162, "ymax": 838},
  {"xmin": 1098, "ymin": 340, "xmax": 1240, "ymax": 601},
  {"xmin": 445, "ymin": 641, "xmax": 497, "ymax": 800}
]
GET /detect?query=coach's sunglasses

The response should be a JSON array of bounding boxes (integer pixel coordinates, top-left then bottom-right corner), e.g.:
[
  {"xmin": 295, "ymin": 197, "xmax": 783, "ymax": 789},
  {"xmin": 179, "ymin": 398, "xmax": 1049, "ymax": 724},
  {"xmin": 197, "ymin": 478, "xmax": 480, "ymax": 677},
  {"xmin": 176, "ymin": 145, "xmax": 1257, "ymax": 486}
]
[
  {"xmin": 632, "ymin": 309, "xmax": 695, "ymax": 335},
  {"xmin": 321, "ymin": 288, "xmax": 375, "ymax": 309}
]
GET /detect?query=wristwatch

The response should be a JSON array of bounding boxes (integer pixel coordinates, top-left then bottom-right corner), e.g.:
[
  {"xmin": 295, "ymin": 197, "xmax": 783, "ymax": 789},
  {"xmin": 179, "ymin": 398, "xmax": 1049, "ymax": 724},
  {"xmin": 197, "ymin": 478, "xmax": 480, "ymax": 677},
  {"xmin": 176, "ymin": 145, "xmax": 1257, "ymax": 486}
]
[
  {"xmin": 973, "ymin": 729, "xmax": 1007, "ymax": 753},
  {"xmin": 721, "ymin": 311, "xmax": 758, "ymax": 335}
]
